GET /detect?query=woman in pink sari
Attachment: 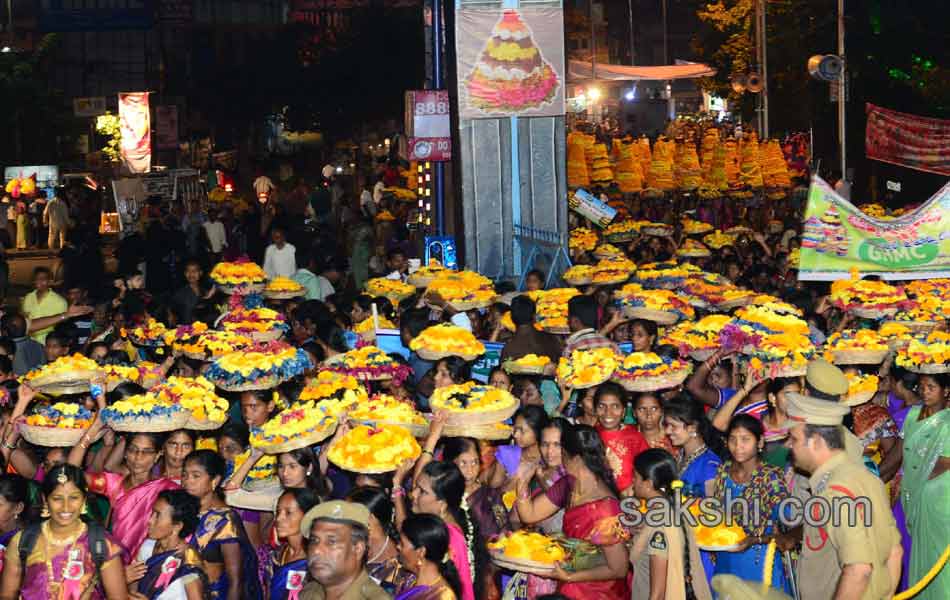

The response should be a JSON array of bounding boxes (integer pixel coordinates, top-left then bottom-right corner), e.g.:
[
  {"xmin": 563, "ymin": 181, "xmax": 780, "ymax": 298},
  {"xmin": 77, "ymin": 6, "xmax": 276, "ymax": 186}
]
[
  {"xmin": 68, "ymin": 388, "xmax": 179, "ymax": 557},
  {"xmin": 512, "ymin": 424, "xmax": 630, "ymax": 600}
]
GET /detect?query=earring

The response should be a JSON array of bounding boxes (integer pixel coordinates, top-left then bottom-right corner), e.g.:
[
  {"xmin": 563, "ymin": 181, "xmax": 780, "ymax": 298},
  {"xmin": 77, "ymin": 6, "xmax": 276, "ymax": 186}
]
[
  {"xmin": 40, "ymin": 504, "xmax": 50, "ymax": 518},
  {"xmin": 81, "ymin": 501, "xmax": 88, "ymax": 514},
  {"xmin": 416, "ymin": 559, "xmax": 423, "ymax": 571}
]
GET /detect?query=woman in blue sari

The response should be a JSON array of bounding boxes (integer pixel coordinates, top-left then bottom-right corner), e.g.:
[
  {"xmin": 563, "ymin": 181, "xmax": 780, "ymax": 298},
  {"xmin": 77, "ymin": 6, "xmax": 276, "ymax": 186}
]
[
  {"xmin": 663, "ymin": 397, "xmax": 722, "ymax": 586},
  {"xmin": 181, "ymin": 450, "xmax": 261, "ymax": 600},
  {"xmin": 263, "ymin": 488, "xmax": 320, "ymax": 600},
  {"xmin": 133, "ymin": 489, "xmax": 207, "ymax": 600},
  {"xmin": 709, "ymin": 415, "xmax": 791, "ymax": 594}
]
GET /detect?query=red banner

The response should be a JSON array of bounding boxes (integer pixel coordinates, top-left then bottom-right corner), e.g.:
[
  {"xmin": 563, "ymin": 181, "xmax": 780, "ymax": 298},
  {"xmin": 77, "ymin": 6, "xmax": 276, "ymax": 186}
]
[
  {"xmin": 866, "ymin": 103, "xmax": 950, "ymax": 176},
  {"xmin": 119, "ymin": 92, "xmax": 151, "ymax": 173}
]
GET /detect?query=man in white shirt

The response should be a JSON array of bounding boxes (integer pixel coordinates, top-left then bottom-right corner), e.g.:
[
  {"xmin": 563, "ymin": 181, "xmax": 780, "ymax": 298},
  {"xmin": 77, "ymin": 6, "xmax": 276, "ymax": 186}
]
[
  {"xmin": 202, "ymin": 207, "xmax": 228, "ymax": 261},
  {"xmin": 263, "ymin": 226, "xmax": 297, "ymax": 279}
]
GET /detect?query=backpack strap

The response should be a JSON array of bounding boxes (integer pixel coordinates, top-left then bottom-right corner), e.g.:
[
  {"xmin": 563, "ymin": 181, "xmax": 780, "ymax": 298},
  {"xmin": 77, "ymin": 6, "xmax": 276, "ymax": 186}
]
[
  {"xmin": 86, "ymin": 522, "xmax": 109, "ymax": 571},
  {"xmin": 17, "ymin": 522, "xmax": 42, "ymax": 567}
]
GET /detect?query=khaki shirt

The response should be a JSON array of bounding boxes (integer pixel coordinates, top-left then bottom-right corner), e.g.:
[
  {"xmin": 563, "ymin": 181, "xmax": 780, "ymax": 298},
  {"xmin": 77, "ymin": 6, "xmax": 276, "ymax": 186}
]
[
  {"xmin": 299, "ymin": 569, "xmax": 392, "ymax": 600},
  {"xmin": 798, "ymin": 452, "xmax": 901, "ymax": 600}
]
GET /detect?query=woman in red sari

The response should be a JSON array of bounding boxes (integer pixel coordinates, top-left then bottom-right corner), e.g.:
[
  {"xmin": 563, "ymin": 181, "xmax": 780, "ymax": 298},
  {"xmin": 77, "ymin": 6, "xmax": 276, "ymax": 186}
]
[
  {"xmin": 594, "ymin": 383, "xmax": 648, "ymax": 496},
  {"xmin": 512, "ymin": 424, "xmax": 630, "ymax": 600}
]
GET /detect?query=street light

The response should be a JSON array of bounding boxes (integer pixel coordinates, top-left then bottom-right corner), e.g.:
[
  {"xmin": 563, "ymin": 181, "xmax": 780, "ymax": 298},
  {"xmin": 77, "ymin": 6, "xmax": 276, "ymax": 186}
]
[
  {"xmin": 1, "ymin": 47, "xmax": 10, "ymax": 53},
  {"xmin": 587, "ymin": 87, "xmax": 602, "ymax": 101}
]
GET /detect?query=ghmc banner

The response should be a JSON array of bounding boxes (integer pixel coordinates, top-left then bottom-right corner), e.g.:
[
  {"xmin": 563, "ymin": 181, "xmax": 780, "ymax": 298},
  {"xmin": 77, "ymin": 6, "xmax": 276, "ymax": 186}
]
[{"xmin": 799, "ymin": 177, "xmax": 950, "ymax": 281}]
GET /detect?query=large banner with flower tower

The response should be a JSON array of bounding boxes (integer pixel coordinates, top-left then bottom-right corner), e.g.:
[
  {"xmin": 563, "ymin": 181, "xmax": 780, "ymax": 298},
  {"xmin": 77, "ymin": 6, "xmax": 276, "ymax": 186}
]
[
  {"xmin": 799, "ymin": 176, "xmax": 950, "ymax": 281},
  {"xmin": 456, "ymin": 7, "xmax": 565, "ymax": 119}
]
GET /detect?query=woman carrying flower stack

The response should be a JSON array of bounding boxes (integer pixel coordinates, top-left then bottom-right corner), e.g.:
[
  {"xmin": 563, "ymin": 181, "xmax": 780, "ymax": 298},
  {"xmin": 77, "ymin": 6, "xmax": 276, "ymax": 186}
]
[
  {"xmin": 512, "ymin": 425, "xmax": 630, "ymax": 599},
  {"xmin": 262, "ymin": 487, "xmax": 319, "ymax": 600}
]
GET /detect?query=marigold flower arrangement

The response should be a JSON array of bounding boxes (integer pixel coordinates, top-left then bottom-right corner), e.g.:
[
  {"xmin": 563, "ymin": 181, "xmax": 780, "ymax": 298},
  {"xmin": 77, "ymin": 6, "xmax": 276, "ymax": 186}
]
[
  {"xmin": 703, "ymin": 230, "xmax": 737, "ymax": 250},
  {"xmin": 824, "ymin": 329, "xmax": 888, "ymax": 354},
  {"xmin": 210, "ymin": 258, "xmax": 267, "ymax": 286},
  {"xmin": 845, "ymin": 372, "xmax": 879, "ymax": 404},
  {"xmin": 661, "ymin": 315, "xmax": 732, "ymax": 355},
  {"xmin": 161, "ymin": 322, "xmax": 210, "ymax": 347},
  {"xmin": 100, "ymin": 392, "xmax": 187, "ymax": 430},
  {"xmin": 354, "ymin": 316, "xmax": 397, "ymax": 339},
  {"xmin": 426, "ymin": 271, "xmax": 496, "ymax": 308},
  {"xmin": 122, "ymin": 318, "xmax": 169, "ymax": 346},
  {"xmin": 591, "ymin": 257, "xmax": 635, "ymax": 284},
  {"xmin": 206, "ymin": 342, "xmax": 313, "ymax": 389},
  {"xmin": 633, "ymin": 261, "xmax": 701, "ymax": 289},
  {"xmin": 265, "ymin": 277, "xmax": 305, "ymax": 295},
  {"xmin": 681, "ymin": 218, "xmax": 713, "ymax": 235},
  {"xmin": 327, "ymin": 425, "xmax": 422, "ymax": 473},
  {"xmin": 219, "ymin": 307, "xmax": 290, "ymax": 337},
  {"xmin": 593, "ymin": 243, "xmax": 624, "ymax": 258},
  {"xmin": 569, "ymin": 227, "xmax": 598, "ymax": 252},
  {"xmin": 232, "ymin": 449, "xmax": 278, "ymax": 481},
  {"xmin": 25, "ymin": 402, "xmax": 95, "ymax": 429},
  {"xmin": 748, "ymin": 295, "xmax": 803, "ymax": 316},
  {"xmin": 896, "ymin": 331, "xmax": 950, "ymax": 372},
  {"xmin": 250, "ymin": 401, "xmax": 338, "ymax": 452},
  {"xmin": 409, "ymin": 323, "xmax": 486, "ymax": 360},
  {"xmin": 430, "ymin": 382, "xmax": 520, "ymax": 414},
  {"xmin": 174, "ymin": 330, "xmax": 254, "ymax": 359},
  {"xmin": 616, "ymin": 288, "xmax": 695, "ymax": 322},
  {"xmin": 348, "ymin": 394, "xmax": 428, "ymax": 427},
  {"xmin": 299, "ymin": 371, "xmax": 365, "ymax": 402},
  {"xmin": 325, "ymin": 346, "xmax": 412, "ymax": 384},
  {"xmin": 830, "ymin": 275, "xmax": 907, "ymax": 313},
  {"xmin": 613, "ymin": 352, "xmax": 691, "ymax": 383},
  {"xmin": 487, "ymin": 531, "xmax": 566, "ymax": 564},
  {"xmin": 693, "ymin": 519, "xmax": 746, "ymax": 549},
  {"xmin": 408, "ymin": 260, "xmax": 452, "ymax": 287},
  {"xmin": 787, "ymin": 247, "xmax": 800, "ymax": 269},
  {"xmin": 732, "ymin": 305, "xmax": 810, "ymax": 337},
  {"xmin": 603, "ymin": 220, "xmax": 642, "ymax": 237},
  {"xmin": 365, "ymin": 277, "xmax": 416, "ymax": 301},
  {"xmin": 531, "ymin": 288, "xmax": 580, "ymax": 332},
  {"xmin": 152, "ymin": 376, "xmax": 229, "ymax": 426},
  {"xmin": 562, "ymin": 265, "xmax": 594, "ymax": 284},
  {"xmin": 557, "ymin": 347, "xmax": 619, "ymax": 388},
  {"xmin": 502, "ymin": 354, "xmax": 551, "ymax": 374},
  {"xmin": 25, "ymin": 354, "xmax": 101, "ymax": 384}
]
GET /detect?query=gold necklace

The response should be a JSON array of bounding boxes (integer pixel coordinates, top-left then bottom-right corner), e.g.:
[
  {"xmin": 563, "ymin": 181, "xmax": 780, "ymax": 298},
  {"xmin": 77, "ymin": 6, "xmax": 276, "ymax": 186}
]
[{"xmin": 42, "ymin": 521, "xmax": 86, "ymax": 598}]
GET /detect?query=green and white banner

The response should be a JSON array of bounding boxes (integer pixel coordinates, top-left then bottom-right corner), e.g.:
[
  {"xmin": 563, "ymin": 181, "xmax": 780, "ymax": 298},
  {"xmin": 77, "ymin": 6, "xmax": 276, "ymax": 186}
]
[{"xmin": 799, "ymin": 176, "xmax": 950, "ymax": 280}]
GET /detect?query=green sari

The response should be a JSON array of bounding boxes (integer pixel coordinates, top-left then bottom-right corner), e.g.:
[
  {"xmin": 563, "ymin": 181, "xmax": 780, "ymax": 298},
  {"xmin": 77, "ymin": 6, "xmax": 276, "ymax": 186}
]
[{"xmin": 901, "ymin": 406, "xmax": 950, "ymax": 600}]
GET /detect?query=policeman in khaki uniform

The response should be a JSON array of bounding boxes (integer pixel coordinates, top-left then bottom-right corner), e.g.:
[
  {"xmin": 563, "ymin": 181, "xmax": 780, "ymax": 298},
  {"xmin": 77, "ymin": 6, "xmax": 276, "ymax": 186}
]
[
  {"xmin": 300, "ymin": 501, "xmax": 392, "ymax": 600},
  {"xmin": 784, "ymin": 360, "xmax": 903, "ymax": 600}
]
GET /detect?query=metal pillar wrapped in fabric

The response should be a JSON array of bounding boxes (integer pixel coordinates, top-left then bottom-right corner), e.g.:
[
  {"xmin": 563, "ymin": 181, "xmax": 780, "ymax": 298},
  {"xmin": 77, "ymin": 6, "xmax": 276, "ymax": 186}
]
[{"xmin": 455, "ymin": 1, "xmax": 568, "ymax": 281}]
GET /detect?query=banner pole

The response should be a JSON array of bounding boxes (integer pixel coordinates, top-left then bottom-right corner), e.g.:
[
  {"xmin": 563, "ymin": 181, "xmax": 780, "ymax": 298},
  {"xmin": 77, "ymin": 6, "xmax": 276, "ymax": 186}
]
[
  {"xmin": 837, "ymin": 0, "xmax": 846, "ymax": 178},
  {"xmin": 432, "ymin": 0, "xmax": 445, "ymax": 236}
]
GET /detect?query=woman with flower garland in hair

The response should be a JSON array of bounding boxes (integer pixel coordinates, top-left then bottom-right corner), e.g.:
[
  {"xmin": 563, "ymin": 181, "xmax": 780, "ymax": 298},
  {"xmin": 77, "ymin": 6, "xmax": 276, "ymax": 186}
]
[
  {"xmin": 348, "ymin": 486, "xmax": 416, "ymax": 595},
  {"xmin": 130, "ymin": 489, "xmax": 208, "ymax": 600},
  {"xmin": 708, "ymin": 415, "xmax": 791, "ymax": 594},
  {"xmin": 512, "ymin": 424, "xmax": 630, "ymax": 599},
  {"xmin": 180, "ymin": 450, "xmax": 261, "ymax": 600},
  {"xmin": 0, "ymin": 465, "xmax": 128, "ymax": 600},
  {"xmin": 395, "ymin": 514, "xmax": 463, "ymax": 600},
  {"xmin": 629, "ymin": 449, "xmax": 712, "ymax": 600},
  {"xmin": 393, "ymin": 460, "xmax": 482, "ymax": 600},
  {"xmin": 263, "ymin": 487, "xmax": 319, "ymax": 600}
]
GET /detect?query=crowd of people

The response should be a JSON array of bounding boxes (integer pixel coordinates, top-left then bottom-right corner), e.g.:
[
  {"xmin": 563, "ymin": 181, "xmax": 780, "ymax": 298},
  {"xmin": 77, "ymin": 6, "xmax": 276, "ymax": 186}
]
[{"xmin": 0, "ymin": 161, "xmax": 943, "ymax": 600}]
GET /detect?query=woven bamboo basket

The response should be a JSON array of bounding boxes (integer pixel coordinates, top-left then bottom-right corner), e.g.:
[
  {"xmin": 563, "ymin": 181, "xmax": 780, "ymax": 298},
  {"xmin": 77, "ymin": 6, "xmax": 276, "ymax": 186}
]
[
  {"xmin": 641, "ymin": 225, "xmax": 673, "ymax": 237},
  {"xmin": 591, "ymin": 275, "xmax": 630, "ymax": 286},
  {"xmin": 831, "ymin": 348, "xmax": 889, "ymax": 365},
  {"xmin": 106, "ymin": 410, "xmax": 190, "ymax": 433},
  {"xmin": 688, "ymin": 297, "xmax": 710, "ymax": 309},
  {"xmin": 443, "ymin": 422, "xmax": 513, "ymax": 440},
  {"xmin": 501, "ymin": 360, "xmax": 549, "ymax": 375},
  {"xmin": 251, "ymin": 420, "xmax": 337, "ymax": 455},
  {"xmin": 620, "ymin": 307, "xmax": 679, "ymax": 325},
  {"xmin": 415, "ymin": 348, "xmax": 483, "ymax": 362},
  {"xmin": 677, "ymin": 249, "xmax": 711, "ymax": 259},
  {"xmin": 563, "ymin": 276, "xmax": 593, "ymax": 286},
  {"xmin": 128, "ymin": 336, "xmax": 165, "ymax": 348},
  {"xmin": 559, "ymin": 370, "xmax": 613, "ymax": 390},
  {"xmin": 19, "ymin": 426, "xmax": 103, "ymax": 448},
  {"xmin": 725, "ymin": 226, "xmax": 753, "ymax": 236},
  {"xmin": 542, "ymin": 325, "xmax": 571, "ymax": 335},
  {"xmin": 606, "ymin": 232, "xmax": 638, "ymax": 244},
  {"xmin": 225, "ymin": 482, "xmax": 283, "ymax": 512},
  {"xmin": 850, "ymin": 307, "xmax": 898, "ymax": 319},
  {"xmin": 842, "ymin": 390, "xmax": 876, "ymax": 407},
  {"xmin": 27, "ymin": 369, "xmax": 100, "ymax": 395},
  {"xmin": 447, "ymin": 298, "xmax": 496, "ymax": 311},
  {"xmin": 407, "ymin": 274, "xmax": 438, "ymax": 288},
  {"xmin": 593, "ymin": 250, "xmax": 624, "ymax": 261},
  {"xmin": 436, "ymin": 401, "xmax": 519, "ymax": 427},
  {"xmin": 613, "ymin": 367, "xmax": 691, "ymax": 392},
  {"xmin": 490, "ymin": 552, "xmax": 557, "ymax": 576},
  {"xmin": 263, "ymin": 289, "xmax": 305, "ymax": 300},
  {"xmin": 715, "ymin": 297, "xmax": 753, "ymax": 311},
  {"xmin": 689, "ymin": 349, "xmax": 718, "ymax": 362},
  {"xmin": 246, "ymin": 329, "xmax": 285, "ymax": 343},
  {"xmin": 748, "ymin": 361, "xmax": 808, "ymax": 378},
  {"xmin": 882, "ymin": 320, "xmax": 937, "ymax": 334},
  {"xmin": 211, "ymin": 374, "xmax": 285, "ymax": 392},
  {"xmin": 217, "ymin": 282, "xmax": 266, "ymax": 295},
  {"xmin": 907, "ymin": 362, "xmax": 950, "ymax": 374}
]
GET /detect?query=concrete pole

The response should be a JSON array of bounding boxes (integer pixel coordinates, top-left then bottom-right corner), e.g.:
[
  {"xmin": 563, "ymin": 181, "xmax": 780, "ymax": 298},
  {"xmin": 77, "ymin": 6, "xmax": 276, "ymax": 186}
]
[{"xmin": 838, "ymin": 0, "xmax": 846, "ymax": 177}]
